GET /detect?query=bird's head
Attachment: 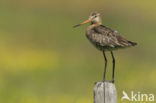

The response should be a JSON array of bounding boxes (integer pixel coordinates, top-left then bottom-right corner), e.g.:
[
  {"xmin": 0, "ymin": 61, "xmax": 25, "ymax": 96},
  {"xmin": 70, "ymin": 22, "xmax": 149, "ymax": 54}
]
[{"xmin": 73, "ymin": 12, "xmax": 102, "ymax": 28}]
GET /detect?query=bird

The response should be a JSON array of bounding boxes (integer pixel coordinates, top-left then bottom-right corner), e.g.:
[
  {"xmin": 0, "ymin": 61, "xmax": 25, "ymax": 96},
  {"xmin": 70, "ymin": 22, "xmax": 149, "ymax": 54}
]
[{"xmin": 73, "ymin": 12, "xmax": 137, "ymax": 83}]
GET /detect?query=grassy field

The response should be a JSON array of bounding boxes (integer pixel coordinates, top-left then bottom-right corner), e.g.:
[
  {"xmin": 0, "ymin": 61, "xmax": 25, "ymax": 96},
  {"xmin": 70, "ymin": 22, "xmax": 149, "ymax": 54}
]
[{"xmin": 0, "ymin": 0, "xmax": 156, "ymax": 103}]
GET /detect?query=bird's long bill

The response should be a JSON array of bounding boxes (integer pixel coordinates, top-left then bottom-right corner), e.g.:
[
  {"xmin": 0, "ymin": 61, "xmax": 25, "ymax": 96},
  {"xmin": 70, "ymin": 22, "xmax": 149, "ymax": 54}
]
[{"xmin": 73, "ymin": 19, "xmax": 91, "ymax": 28}]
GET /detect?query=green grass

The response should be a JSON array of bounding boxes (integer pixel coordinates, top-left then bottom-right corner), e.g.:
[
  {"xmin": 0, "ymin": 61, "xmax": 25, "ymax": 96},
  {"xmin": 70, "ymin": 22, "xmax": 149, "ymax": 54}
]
[{"xmin": 0, "ymin": 0, "xmax": 156, "ymax": 103}]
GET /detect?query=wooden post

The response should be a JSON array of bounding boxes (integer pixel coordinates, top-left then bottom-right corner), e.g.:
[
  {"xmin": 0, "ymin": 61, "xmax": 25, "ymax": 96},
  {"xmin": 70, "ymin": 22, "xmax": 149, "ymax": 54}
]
[{"xmin": 94, "ymin": 81, "xmax": 117, "ymax": 103}]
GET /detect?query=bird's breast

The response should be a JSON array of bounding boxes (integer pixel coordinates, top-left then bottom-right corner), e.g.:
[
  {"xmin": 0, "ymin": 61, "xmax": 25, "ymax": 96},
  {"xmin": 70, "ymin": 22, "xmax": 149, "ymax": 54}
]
[{"xmin": 86, "ymin": 26, "xmax": 94, "ymax": 37}]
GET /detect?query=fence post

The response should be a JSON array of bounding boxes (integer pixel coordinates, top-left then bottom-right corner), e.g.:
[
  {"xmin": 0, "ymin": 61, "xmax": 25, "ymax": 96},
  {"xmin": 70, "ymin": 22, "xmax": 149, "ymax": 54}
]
[{"xmin": 94, "ymin": 81, "xmax": 117, "ymax": 103}]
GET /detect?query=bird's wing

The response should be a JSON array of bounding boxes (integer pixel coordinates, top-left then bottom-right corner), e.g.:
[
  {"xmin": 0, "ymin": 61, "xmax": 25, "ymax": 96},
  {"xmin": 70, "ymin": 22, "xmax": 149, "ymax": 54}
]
[{"xmin": 92, "ymin": 25, "xmax": 136, "ymax": 47}]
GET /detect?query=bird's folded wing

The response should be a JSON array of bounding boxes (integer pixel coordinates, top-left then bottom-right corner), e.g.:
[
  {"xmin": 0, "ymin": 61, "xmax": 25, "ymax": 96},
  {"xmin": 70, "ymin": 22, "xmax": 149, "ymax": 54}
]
[{"xmin": 92, "ymin": 25, "xmax": 133, "ymax": 47}]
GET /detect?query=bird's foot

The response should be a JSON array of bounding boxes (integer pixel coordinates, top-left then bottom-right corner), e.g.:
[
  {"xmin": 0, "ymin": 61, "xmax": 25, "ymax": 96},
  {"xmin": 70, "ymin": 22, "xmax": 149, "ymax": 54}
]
[
  {"xmin": 111, "ymin": 79, "xmax": 115, "ymax": 83},
  {"xmin": 94, "ymin": 80, "xmax": 115, "ymax": 84},
  {"xmin": 102, "ymin": 80, "xmax": 114, "ymax": 83}
]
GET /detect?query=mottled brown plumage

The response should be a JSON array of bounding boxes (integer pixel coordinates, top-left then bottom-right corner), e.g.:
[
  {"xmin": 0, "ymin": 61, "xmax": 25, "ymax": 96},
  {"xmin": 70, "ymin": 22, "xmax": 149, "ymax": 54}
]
[
  {"xmin": 73, "ymin": 12, "xmax": 137, "ymax": 83},
  {"xmin": 86, "ymin": 24, "xmax": 137, "ymax": 51}
]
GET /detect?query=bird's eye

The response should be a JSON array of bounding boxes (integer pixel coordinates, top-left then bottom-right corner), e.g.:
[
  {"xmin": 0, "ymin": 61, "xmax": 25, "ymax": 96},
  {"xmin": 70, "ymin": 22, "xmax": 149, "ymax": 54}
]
[{"xmin": 90, "ymin": 15, "xmax": 97, "ymax": 19}]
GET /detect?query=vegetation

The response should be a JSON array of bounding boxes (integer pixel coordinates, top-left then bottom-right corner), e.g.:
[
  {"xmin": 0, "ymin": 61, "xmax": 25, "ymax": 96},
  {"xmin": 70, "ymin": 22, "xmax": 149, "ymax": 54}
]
[{"xmin": 0, "ymin": 0, "xmax": 156, "ymax": 103}]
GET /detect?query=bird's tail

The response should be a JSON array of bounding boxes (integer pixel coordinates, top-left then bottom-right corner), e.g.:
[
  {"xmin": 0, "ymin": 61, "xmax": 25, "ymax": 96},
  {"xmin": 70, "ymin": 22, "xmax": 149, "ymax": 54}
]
[{"xmin": 128, "ymin": 41, "xmax": 137, "ymax": 46}]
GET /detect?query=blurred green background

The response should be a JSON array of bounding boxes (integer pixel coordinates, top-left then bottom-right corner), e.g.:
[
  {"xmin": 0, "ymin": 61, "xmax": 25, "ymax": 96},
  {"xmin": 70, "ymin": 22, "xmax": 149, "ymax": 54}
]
[{"xmin": 0, "ymin": 0, "xmax": 156, "ymax": 103}]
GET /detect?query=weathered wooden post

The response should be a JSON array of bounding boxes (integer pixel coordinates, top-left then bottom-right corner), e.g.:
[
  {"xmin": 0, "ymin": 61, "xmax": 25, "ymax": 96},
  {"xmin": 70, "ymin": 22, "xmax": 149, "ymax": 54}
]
[{"xmin": 94, "ymin": 81, "xmax": 117, "ymax": 103}]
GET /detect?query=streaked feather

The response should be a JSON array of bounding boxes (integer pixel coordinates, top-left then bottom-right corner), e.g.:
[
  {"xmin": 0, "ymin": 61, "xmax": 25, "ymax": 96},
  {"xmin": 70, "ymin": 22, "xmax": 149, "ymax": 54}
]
[{"xmin": 86, "ymin": 25, "xmax": 137, "ymax": 51}]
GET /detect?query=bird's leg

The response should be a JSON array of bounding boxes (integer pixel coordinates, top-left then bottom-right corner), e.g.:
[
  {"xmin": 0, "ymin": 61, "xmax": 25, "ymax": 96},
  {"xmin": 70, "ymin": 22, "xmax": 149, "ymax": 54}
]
[
  {"xmin": 103, "ymin": 51, "xmax": 107, "ymax": 82},
  {"xmin": 110, "ymin": 51, "xmax": 115, "ymax": 83}
]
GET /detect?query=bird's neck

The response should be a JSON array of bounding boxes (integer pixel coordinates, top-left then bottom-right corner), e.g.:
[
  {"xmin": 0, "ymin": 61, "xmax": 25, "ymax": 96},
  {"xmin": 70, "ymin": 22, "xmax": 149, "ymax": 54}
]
[
  {"xmin": 89, "ymin": 23, "xmax": 101, "ymax": 29},
  {"xmin": 86, "ymin": 23, "xmax": 101, "ymax": 35}
]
